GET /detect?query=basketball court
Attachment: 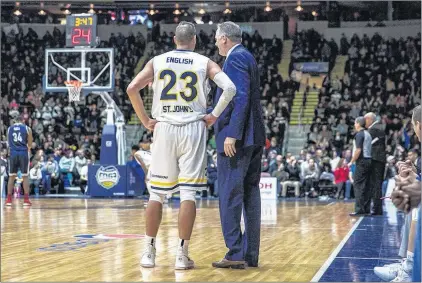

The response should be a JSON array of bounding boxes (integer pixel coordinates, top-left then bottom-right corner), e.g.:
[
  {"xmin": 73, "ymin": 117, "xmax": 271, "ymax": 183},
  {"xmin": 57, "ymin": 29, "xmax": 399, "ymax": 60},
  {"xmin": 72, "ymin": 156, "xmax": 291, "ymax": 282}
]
[
  {"xmin": 0, "ymin": 198, "xmax": 353, "ymax": 282},
  {"xmin": 1, "ymin": 198, "xmax": 404, "ymax": 282}
]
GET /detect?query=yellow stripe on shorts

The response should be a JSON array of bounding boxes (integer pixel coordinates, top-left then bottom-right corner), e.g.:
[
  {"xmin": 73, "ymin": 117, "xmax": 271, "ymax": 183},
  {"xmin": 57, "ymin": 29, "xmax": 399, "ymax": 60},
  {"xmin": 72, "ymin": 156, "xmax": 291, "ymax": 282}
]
[{"xmin": 149, "ymin": 178, "xmax": 207, "ymax": 187}]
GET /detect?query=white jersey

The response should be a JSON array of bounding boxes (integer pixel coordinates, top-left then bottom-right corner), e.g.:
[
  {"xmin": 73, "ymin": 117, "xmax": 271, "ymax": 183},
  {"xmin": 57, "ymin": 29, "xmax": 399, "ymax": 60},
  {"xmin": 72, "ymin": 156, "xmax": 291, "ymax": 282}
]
[{"xmin": 151, "ymin": 50, "xmax": 211, "ymax": 125}]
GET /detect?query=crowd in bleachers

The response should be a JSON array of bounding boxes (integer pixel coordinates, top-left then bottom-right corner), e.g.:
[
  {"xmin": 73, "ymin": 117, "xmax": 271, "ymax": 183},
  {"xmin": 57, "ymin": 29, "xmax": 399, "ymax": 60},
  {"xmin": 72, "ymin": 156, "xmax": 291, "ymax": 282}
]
[
  {"xmin": 1, "ymin": 26, "xmax": 145, "ymax": 194},
  {"xmin": 290, "ymin": 29, "xmax": 338, "ymax": 71},
  {"xmin": 282, "ymin": 32, "xmax": 421, "ymax": 199}
]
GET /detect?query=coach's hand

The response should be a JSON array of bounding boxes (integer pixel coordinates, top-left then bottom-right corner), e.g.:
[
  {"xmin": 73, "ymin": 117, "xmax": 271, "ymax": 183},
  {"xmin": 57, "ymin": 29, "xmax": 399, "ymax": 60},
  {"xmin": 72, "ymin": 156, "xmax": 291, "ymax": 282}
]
[
  {"xmin": 203, "ymin": 114, "xmax": 218, "ymax": 127},
  {"xmin": 145, "ymin": 119, "xmax": 157, "ymax": 131},
  {"xmin": 224, "ymin": 137, "xmax": 237, "ymax": 157}
]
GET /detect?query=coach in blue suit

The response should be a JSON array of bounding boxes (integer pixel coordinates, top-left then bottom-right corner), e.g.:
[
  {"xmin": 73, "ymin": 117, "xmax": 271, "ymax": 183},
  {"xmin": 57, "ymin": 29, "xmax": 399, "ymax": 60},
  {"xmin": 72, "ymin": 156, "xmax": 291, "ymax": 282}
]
[{"xmin": 211, "ymin": 22, "xmax": 266, "ymax": 269}]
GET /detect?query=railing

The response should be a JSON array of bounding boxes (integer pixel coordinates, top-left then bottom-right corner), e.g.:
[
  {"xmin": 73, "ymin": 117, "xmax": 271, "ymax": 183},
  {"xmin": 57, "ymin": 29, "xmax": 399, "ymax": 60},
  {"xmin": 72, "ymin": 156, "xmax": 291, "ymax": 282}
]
[{"xmin": 282, "ymin": 120, "xmax": 289, "ymax": 156}]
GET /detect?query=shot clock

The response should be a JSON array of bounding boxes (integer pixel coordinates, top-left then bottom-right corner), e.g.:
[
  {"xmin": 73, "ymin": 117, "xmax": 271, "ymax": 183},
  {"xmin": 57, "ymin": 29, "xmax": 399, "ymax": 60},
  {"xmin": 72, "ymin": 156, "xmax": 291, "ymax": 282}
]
[{"xmin": 66, "ymin": 14, "xmax": 97, "ymax": 47}]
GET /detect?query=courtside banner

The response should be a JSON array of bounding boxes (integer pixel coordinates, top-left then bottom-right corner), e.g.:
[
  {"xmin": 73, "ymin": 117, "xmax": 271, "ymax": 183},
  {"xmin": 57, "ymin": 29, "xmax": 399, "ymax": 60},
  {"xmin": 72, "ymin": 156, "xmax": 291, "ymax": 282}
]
[
  {"xmin": 259, "ymin": 177, "xmax": 277, "ymax": 200},
  {"xmin": 294, "ymin": 62, "xmax": 329, "ymax": 73},
  {"xmin": 88, "ymin": 164, "xmax": 127, "ymax": 197}
]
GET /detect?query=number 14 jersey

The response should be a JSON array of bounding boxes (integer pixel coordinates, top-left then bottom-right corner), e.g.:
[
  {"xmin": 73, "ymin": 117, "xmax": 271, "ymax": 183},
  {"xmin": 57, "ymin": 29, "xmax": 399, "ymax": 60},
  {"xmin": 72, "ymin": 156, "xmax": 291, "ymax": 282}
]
[{"xmin": 151, "ymin": 50, "xmax": 211, "ymax": 125}]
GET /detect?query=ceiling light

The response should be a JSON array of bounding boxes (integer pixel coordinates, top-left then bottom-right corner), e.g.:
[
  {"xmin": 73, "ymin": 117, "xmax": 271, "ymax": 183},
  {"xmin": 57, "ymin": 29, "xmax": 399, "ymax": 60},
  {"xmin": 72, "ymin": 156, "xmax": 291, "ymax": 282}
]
[
  {"xmin": 312, "ymin": 11, "xmax": 318, "ymax": 17},
  {"xmin": 198, "ymin": 8, "xmax": 206, "ymax": 15},
  {"xmin": 264, "ymin": 1, "xmax": 272, "ymax": 12},
  {"xmin": 173, "ymin": 3, "xmax": 181, "ymax": 15},
  {"xmin": 296, "ymin": 0, "xmax": 303, "ymax": 12},
  {"xmin": 64, "ymin": 9, "xmax": 71, "ymax": 15},
  {"xmin": 38, "ymin": 9, "xmax": 46, "ymax": 15},
  {"xmin": 14, "ymin": 9, "xmax": 22, "ymax": 16},
  {"xmin": 223, "ymin": 2, "xmax": 232, "ymax": 14},
  {"xmin": 88, "ymin": 4, "xmax": 95, "ymax": 14}
]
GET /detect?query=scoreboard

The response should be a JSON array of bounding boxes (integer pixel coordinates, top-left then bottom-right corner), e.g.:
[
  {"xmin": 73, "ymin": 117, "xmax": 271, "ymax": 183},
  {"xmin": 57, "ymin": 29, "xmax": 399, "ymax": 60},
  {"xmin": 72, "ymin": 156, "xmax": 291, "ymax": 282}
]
[{"xmin": 66, "ymin": 14, "xmax": 97, "ymax": 47}]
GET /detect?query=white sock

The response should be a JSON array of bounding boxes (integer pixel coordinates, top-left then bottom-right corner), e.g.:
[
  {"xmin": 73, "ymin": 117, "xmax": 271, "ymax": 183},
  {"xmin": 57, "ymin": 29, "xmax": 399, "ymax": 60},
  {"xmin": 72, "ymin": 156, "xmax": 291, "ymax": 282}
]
[
  {"xmin": 145, "ymin": 235, "xmax": 156, "ymax": 248},
  {"xmin": 179, "ymin": 238, "xmax": 189, "ymax": 252},
  {"xmin": 404, "ymin": 251, "xmax": 414, "ymax": 272}
]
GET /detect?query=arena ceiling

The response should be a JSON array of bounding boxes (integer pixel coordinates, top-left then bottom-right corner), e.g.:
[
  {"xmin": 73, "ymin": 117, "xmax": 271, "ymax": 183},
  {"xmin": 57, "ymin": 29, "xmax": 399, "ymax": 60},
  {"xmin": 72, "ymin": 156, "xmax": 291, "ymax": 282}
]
[{"xmin": 0, "ymin": 1, "xmax": 381, "ymax": 14}]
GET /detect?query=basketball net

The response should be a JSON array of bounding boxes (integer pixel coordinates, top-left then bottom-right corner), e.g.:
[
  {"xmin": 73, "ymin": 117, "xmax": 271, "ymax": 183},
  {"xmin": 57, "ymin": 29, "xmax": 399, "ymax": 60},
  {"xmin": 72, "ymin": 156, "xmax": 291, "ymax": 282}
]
[{"xmin": 65, "ymin": 80, "xmax": 83, "ymax": 102}]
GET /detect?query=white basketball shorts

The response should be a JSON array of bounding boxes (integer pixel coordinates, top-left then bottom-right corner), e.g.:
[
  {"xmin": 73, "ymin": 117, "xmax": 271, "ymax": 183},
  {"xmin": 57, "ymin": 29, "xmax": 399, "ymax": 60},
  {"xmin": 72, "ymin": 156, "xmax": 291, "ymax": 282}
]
[{"xmin": 148, "ymin": 120, "xmax": 207, "ymax": 195}]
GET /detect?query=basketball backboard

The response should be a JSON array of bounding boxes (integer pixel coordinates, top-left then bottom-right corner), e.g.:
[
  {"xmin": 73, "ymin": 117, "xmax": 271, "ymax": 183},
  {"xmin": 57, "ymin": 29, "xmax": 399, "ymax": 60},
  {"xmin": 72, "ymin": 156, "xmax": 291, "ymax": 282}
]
[{"xmin": 43, "ymin": 48, "xmax": 114, "ymax": 93}]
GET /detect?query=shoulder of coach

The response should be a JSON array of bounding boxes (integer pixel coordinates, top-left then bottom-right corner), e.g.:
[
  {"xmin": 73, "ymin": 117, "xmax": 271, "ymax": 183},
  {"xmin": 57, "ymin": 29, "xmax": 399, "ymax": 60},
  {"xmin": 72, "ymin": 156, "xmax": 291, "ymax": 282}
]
[
  {"xmin": 368, "ymin": 123, "xmax": 386, "ymax": 140},
  {"xmin": 230, "ymin": 45, "xmax": 256, "ymax": 67}
]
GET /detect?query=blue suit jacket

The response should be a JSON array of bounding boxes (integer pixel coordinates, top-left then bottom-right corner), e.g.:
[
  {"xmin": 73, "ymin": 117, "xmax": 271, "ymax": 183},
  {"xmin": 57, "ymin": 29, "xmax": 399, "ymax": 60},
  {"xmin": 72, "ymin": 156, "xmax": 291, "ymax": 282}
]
[{"xmin": 213, "ymin": 45, "xmax": 266, "ymax": 154}]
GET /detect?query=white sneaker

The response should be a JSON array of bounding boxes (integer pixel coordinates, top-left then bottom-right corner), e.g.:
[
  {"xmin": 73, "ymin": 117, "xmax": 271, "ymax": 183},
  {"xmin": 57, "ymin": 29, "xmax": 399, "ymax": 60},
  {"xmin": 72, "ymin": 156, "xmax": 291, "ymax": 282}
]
[
  {"xmin": 140, "ymin": 245, "xmax": 156, "ymax": 268},
  {"xmin": 374, "ymin": 262, "xmax": 401, "ymax": 281},
  {"xmin": 175, "ymin": 247, "xmax": 194, "ymax": 270},
  {"xmin": 391, "ymin": 262, "xmax": 412, "ymax": 282}
]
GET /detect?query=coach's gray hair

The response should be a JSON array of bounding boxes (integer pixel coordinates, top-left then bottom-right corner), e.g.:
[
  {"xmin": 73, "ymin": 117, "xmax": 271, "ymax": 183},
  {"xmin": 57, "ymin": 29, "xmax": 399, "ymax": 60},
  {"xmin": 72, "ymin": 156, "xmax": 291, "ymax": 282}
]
[
  {"xmin": 175, "ymin": 21, "xmax": 196, "ymax": 44},
  {"xmin": 217, "ymin": 21, "xmax": 242, "ymax": 43},
  {"xmin": 364, "ymin": 112, "xmax": 376, "ymax": 122}
]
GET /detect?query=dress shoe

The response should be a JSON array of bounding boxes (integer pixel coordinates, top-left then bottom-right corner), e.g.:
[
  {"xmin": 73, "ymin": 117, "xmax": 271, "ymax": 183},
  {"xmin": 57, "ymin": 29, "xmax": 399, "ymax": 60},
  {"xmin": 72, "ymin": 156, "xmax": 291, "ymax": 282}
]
[
  {"xmin": 212, "ymin": 258, "xmax": 246, "ymax": 269},
  {"xmin": 246, "ymin": 262, "xmax": 258, "ymax": 267}
]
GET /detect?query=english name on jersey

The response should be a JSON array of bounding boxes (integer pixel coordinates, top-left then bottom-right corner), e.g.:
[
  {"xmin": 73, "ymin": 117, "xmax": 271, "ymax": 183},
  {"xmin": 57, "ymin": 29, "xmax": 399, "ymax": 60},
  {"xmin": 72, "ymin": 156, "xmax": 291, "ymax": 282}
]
[{"xmin": 151, "ymin": 50, "xmax": 211, "ymax": 125}]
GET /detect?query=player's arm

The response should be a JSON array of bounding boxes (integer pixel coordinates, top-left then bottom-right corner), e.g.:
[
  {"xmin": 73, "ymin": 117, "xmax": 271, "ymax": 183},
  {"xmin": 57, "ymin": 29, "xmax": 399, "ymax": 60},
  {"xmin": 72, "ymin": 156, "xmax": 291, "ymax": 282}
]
[
  {"xmin": 127, "ymin": 59, "xmax": 156, "ymax": 130},
  {"xmin": 133, "ymin": 151, "xmax": 148, "ymax": 174},
  {"xmin": 27, "ymin": 127, "xmax": 33, "ymax": 152},
  {"xmin": 206, "ymin": 60, "xmax": 236, "ymax": 118},
  {"xmin": 349, "ymin": 133, "xmax": 363, "ymax": 166}
]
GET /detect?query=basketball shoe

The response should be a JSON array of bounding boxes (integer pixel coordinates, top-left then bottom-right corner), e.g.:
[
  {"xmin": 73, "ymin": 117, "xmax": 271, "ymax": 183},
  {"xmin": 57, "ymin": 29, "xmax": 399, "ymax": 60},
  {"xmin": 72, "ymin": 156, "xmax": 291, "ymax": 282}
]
[
  {"xmin": 374, "ymin": 261, "xmax": 402, "ymax": 281},
  {"xmin": 23, "ymin": 199, "xmax": 32, "ymax": 206},
  {"xmin": 175, "ymin": 246, "xmax": 194, "ymax": 270},
  {"xmin": 140, "ymin": 244, "xmax": 156, "ymax": 268},
  {"xmin": 391, "ymin": 259, "xmax": 412, "ymax": 282},
  {"xmin": 5, "ymin": 195, "xmax": 12, "ymax": 206}
]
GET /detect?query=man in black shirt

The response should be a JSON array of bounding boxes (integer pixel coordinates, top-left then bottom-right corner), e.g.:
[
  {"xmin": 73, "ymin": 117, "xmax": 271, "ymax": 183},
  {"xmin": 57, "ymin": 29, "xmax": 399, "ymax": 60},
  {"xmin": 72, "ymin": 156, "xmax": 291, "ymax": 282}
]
[
  {"xmin": 365, "ymin": 112, "xmax": 386, "ymax": 215},
  {"xmin": 348, "ymin": 117, "xmax": 372, "ymax": 216}
]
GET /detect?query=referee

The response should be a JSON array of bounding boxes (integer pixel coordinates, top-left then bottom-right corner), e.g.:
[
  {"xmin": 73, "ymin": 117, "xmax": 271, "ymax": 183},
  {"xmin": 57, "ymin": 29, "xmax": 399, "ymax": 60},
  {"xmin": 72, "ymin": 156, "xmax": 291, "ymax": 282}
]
[
  {"xmin": 365, "ymin": 112, "xmax": 386, "ymax": 216},
  {"xmin": 348, "ymin": 117, "xmax": 372, "ymax": 216}
]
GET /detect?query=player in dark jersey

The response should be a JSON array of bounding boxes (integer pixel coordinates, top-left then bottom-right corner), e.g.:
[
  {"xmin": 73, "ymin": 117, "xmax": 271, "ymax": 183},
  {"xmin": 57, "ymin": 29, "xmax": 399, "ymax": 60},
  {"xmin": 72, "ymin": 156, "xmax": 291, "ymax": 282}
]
[{"xmin": 6, "ymin": 118, "xmax": 33, "ymax": 206}]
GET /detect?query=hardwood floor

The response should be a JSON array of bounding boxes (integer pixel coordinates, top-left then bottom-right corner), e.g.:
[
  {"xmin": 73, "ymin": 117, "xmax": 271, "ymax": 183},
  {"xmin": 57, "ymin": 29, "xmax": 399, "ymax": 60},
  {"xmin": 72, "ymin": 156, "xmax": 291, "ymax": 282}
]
[{"xmin": 1, "ymin": 198, "xmax": 357, "ymax": 282}]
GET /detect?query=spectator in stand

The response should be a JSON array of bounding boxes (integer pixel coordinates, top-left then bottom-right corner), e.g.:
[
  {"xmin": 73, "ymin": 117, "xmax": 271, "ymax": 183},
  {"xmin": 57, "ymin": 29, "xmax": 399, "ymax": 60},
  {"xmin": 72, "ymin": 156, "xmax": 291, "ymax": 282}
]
[
  {"xmin": 268, "ymin": 150, "xmax": 279, "ymax": 175},
  {"xmin": 42, "ymin": 155, "xmax": 60, "ymax": 194},
  {"xmin": 333, "ymin": 158, "xmax": 349, "ymax": 199},
  {"xmin": 302, "ymin": 159, "xmax": 320, "ymax": 197},
  {"xmin": 29, "ymin": 162, "xmax": 42, "ymax": 195},
  {"xmin": 74, "ymin": 150, "xmax": 87, "ymax": 183},
  {"xmin": 271, "ymin": 156, "xmax": 288, "ymax": 196},
  {"xmin": 282, "ymin": 156, "xmax": 301, "ymax": 198},
  {"xmin": 407, "ymin": 149, "xmax": 421, "ymax": 173},
  {"xmin": 59, "ymin": 150, "xmax": 75, "ymax": 187}
]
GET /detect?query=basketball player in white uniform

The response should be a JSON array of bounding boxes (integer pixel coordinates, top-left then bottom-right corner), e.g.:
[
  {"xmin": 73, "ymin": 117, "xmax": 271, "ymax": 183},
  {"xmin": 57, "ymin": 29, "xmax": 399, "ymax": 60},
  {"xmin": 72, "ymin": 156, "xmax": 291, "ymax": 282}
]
[{"xmin": 127, "ymin": 21, "xmax": 236, "ymax": 270}]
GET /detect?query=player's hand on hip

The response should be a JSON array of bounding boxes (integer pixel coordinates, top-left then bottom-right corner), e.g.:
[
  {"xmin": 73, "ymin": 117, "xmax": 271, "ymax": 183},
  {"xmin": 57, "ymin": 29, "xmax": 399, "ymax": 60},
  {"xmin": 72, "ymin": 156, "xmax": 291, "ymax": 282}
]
[
  {"xmin": 224, "ymin": 137, "xmax": 237, "ymax": 157},
  {"xmin": 203, "ymin": 114, "xmax": 217, "ymax": 127},
  {"xmin": 145, "ymin": 119, "xmax": 157, "ymax": 131}
]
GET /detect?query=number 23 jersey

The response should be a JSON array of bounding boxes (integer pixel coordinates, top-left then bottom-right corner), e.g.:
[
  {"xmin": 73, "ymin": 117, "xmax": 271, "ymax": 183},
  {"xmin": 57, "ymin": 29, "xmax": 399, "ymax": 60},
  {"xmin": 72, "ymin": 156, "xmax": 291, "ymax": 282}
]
[{"xmin": 151, "ymin": 50, "xmax": 211, "ymax": 125}]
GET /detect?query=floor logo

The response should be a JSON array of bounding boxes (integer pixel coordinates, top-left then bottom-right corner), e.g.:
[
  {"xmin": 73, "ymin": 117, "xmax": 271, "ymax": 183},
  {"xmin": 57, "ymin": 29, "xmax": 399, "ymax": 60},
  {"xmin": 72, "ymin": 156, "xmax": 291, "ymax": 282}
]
[
  {"xmin": 38, "ymin": 239, "xmax": 109, "ymax": 251},
  {"xmin": 96, "ymin": 166, "xmax": 120, "ymax": 189},
  {"xmin": 74, "ymin": 234, "xmax": 145, "ymax": 239}
]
